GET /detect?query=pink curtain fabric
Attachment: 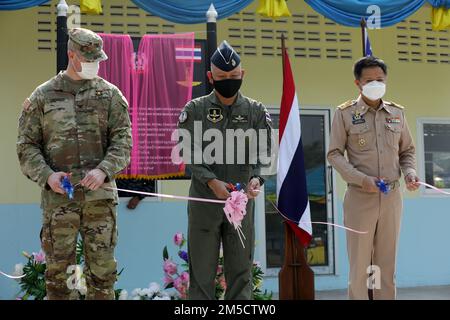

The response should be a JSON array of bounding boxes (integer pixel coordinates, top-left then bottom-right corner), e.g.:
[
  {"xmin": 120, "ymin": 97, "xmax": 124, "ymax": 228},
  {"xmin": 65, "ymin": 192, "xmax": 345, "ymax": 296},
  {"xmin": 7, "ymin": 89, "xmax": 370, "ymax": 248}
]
[
  {"xmin": 132, "ymin": 33, "xmax": 194, "ymax": 178},
  {"xmin": 98, "ymin": 34, "xmax": 134, "ymax": 105},
  {"xmin": 98, "ymin": 32, "xmax": 194, "ymax": 179},
  {"xmin": 98, "ymin": 34, "xmax": 136, "ymax": 177}
]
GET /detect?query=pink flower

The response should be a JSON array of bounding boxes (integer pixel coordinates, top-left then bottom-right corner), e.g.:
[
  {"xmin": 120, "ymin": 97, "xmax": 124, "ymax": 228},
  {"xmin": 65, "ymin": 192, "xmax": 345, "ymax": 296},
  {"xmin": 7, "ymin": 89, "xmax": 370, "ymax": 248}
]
[
  {"xmin": 174, "ymin": 232, "xmax": 184, "ymax": 247},
  {"xmin": 216, "ymin": 265, "xmax": 223, "ymax": 274},
  {"xmin": 163, "ymin": 259, "xmax": 178, "ymax": 276},
  {"xmin": 174, "ymin": 276, "xmax": 183, "ymax": 290},
  {"xmin": 174, "ymin": 276, "xmax": 188, "ymax": 299},
  {"xmin": 163, "ymin": 275, "xmax": 174, "ymax": 286},
  {"xmin": 32, "ymin": 251, "xmax": 46, "ymax": 264},
  {"xmin": 177, "ymin": 286, "xmax": 187, "ymax": 299},
  {"xmin": 218, "ymin": 276, "xmax": 227, "ymax": 290},
  {"xmin": 180, "ymin": 271, "xmax": 189, "ymax": 283}
]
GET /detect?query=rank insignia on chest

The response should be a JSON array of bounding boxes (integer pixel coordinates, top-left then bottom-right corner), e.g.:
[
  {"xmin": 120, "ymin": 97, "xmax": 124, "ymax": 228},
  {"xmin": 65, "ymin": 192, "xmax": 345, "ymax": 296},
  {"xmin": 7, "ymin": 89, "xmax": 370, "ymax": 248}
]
[
  {"xmin": 207, "ymin": 107, "xmax": 223, "ymax": 123},
  {"xmin": 358, "ymin": 138, "xmax": 366, "ymax": 147},
  {"xmin": 179, "ymin": 111, "xmax": 188, "ymax": 124},
  {"xmin": 232, "ymin": 114, "xmax": 248, "ymax": 123},
  {"xmin": 352, "ymin": 111, "xmax": 365, "ymax": 125},
  {"xmin": 386, "ymin": 117, "xmax": 401, "ymax": 124},
  {"xmin": 95, "ymin": 90, "xmax": 109, "ymax": 99}
]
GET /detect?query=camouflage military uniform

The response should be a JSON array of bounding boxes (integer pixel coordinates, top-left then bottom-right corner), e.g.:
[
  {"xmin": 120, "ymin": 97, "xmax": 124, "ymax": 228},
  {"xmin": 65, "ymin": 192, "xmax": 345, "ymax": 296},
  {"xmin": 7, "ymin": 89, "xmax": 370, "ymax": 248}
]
[
  {"xmin": 178, "ymin": 91, "xmax": 272, "ymax": 300},
  {"xmin": 16, "ymin": 28, "xmax": 131, "ymax": 300}
]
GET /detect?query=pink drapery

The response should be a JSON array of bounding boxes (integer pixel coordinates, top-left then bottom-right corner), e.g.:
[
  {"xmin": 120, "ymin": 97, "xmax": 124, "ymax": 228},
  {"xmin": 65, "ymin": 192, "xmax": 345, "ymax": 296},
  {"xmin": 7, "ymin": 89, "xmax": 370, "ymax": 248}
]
[{"xmin": 99, "ymin": 32, "xmax": 194, "ymax": 179}]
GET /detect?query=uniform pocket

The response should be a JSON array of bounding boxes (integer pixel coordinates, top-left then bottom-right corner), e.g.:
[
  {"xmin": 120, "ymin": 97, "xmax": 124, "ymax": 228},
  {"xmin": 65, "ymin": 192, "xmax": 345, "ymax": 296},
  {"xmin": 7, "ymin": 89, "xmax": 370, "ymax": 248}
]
[
  {"xmin": 41, "ymin": 209, "xmax": 54, "ymax": 255},
  {"xmin": 349, "ymin": 125, "xmax": 371, "ymax": 151},
  {"xmin": 385, "ymin": 123, "xmax": 401, "ymax": 149},
  {"xmin": 43, "ymin": 95, "xmax": 76, "ymax": 134},
  {"xmin": 106, "ymin": 201, "xmax": 118, "ymax": 248},
  {"xmin": 76, "ymin": 103, "xmax": 104, "ymax": 159}
]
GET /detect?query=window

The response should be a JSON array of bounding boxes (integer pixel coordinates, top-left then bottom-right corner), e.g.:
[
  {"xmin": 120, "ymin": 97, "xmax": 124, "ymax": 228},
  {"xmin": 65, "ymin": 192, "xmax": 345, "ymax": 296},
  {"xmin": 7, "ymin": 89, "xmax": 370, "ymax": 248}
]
[
  {"xmin": 262, "ymin": 108, "xmax": 335, "ymax": 275},
  {"xmin": 418, "ymin": 119, "xmax": 450, "ymax": 194}
]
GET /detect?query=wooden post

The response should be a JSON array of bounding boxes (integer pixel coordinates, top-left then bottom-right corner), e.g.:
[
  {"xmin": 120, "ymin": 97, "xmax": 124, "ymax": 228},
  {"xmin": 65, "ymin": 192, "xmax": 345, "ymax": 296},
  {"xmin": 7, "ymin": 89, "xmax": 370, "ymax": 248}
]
[
  {"xmin": 278, "ymin": 34, "xmax": 315, "ymax": 300},
  {"xmin": 279, "ymin": 222, "xmax": 315, "ymax": 300}
]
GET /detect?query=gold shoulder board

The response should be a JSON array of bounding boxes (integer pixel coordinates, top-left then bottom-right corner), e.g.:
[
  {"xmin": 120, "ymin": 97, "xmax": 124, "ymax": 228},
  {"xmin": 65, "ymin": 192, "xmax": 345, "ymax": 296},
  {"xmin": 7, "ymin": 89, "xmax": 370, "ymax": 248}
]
[{"xmin": 337, "ymin": 100, "xmax": 356, "ymax": 110}]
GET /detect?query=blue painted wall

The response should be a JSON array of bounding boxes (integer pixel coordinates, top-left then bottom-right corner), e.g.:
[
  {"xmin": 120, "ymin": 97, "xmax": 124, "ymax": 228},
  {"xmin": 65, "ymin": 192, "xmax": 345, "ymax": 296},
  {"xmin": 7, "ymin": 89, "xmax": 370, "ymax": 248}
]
[{"xmin": 1, "ymin": 196, "xmax": 450, "ymax": 299}]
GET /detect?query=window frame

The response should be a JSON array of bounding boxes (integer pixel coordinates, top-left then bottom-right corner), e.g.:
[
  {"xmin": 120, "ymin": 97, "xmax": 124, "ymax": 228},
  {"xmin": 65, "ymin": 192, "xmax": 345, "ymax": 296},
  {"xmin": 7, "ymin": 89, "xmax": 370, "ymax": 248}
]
[{"xmin": 417, "ymin": 118, "xmax": 450, "ymax": 197}]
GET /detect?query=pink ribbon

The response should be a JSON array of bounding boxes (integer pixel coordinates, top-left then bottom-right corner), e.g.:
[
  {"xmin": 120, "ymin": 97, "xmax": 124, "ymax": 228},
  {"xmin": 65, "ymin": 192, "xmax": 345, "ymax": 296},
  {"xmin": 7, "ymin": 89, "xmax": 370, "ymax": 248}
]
[
  {"xmin": 418, "ymin": 181, "xmax": 450, "ymax": 195},
  {"xmin": 268, "ymin": 199, "xmax": 368, "ymax": 235},
  {"xmin": 246, "ymin": 189, "xmax": 368, "ymax": 235},
  {"xmin": 106, "ymin": 187, "xmax": 248, "ymax": 248},
  {"xmin": 223, "ymin": 191, "xmax": 248, "ymax": 248},
  {"xmin": 105, "ymin": 187, "xmax": 226, "ymax": 204},
  {"xmin": 0, "ymin": 270, "xmax": 25, "ymax": 280},
  {"xmin": 108, "ymin": 187, "xmax": 367, "ymax": 235}
]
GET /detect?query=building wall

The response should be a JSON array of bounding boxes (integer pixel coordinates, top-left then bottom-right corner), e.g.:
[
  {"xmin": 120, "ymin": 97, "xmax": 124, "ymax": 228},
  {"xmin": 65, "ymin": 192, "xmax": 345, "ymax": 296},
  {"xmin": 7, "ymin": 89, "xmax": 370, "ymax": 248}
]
[{"xmin": 1, "ymin": 0, "xmax": 450, "ymax": 299}]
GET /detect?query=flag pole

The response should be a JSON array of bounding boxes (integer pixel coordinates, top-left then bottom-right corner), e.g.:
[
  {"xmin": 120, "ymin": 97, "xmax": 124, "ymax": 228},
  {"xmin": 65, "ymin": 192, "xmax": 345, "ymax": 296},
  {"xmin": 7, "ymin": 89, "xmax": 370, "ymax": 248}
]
[
  {"xmin": 278, "ymin": 34, "xmax": 315, "ymax": 300},
  {"xmin": 361, "ymin": 17, "xmax": 366, "ymax": 57},
  {"xmin": 206, "ymin": 3, "xmax": 218, "ymax": 94},
  {"xmin": 57, "ymin": 0, "xmax": 69, "ymax": 74}
]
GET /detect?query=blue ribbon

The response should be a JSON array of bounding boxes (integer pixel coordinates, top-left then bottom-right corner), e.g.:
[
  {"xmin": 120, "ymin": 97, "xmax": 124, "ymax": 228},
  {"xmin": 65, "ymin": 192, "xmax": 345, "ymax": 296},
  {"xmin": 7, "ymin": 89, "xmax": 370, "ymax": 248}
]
[
  {"xmin": 376, "ymin": 179, "xmax": 390, "ymax": 194},
  {"xmin": 60, "ymin": 176, "xmax": 74, "ymax": 200}
]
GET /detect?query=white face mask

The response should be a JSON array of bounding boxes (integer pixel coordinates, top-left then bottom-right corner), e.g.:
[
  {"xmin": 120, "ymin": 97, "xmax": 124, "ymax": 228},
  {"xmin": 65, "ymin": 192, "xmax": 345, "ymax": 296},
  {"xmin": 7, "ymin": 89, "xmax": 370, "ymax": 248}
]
[
  {"xmin": 77, "ymin": 61, "xmax": 100, "ymax": 80},
  {"xmin": 362, "ymin": 81, "xmax": 386, "ymax": 101}
]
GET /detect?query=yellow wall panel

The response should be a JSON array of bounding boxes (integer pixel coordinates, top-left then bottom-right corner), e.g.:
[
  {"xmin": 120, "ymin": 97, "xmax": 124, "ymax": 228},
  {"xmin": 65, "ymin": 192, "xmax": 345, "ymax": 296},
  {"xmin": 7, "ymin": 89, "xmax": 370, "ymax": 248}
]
[{"xmin": 1, "ymin": 0, "xmax": 449, "ymax": 203}]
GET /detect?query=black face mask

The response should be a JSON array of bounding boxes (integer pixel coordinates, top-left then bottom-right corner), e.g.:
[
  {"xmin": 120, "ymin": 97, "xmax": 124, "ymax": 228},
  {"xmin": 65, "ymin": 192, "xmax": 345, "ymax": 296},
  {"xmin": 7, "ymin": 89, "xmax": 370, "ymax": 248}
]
[{"xmin": 212, "ymin": 78, "xmax": 242, "ymax": 98}]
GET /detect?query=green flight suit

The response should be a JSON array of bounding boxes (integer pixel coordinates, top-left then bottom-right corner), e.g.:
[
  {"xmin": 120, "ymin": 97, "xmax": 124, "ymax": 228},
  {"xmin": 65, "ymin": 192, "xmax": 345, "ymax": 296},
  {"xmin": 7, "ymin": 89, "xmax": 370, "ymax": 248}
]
[{"xmin": 178, "ymin": 90, "xmax": 272, "ymax": 300}]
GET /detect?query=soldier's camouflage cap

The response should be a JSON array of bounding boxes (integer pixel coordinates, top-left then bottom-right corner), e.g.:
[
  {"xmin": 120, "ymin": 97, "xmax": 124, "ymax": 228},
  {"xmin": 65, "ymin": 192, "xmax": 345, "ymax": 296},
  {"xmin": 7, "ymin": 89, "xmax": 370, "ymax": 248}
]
[{"xmin": 68, "ymin": 28, "xmax": 108, "ymax": 62}]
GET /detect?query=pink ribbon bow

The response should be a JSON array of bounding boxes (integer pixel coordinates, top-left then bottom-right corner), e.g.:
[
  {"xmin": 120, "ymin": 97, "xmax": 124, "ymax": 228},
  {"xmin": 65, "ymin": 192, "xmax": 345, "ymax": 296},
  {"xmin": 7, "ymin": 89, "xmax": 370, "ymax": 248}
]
[{"xmin": 223, "ymin": 191, "xmax": 248, "ymax": 248}]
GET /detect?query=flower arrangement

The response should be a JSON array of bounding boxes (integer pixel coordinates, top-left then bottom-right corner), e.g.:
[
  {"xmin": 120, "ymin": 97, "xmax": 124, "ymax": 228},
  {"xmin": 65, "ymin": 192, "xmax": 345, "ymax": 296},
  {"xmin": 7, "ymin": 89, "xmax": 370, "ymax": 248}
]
[
  {"xmin": 13, "ymin": 251, "xmax": 47, "ymax": 300},
  {"xmin": 14, "ymin": 240, "xmax": 124, "ymax": 300},
  {"xmin": 162, "ymin": 232, "xmax": 190, "ymax": 299},
  {"xmin": 12, "ymin": 232, "xmax": 272, "ymax": 301},
  {"xmin": 118, "ymin": 282, "xmax": 176, "ymax": 300},
  {"xmin": 162, "ymin": 232, "xmax": 272, "ymax": 300}
]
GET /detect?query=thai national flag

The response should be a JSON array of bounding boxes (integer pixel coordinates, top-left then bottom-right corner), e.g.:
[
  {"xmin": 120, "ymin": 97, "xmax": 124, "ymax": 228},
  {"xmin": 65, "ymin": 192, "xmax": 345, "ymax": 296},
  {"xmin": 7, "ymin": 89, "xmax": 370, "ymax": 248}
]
[
  {"xmin": 276, "ymin": 46, "xmax": 312, "ymax": 247},
  {"xmin": 175, "ymin": 46, "xmax": 202, "ymax": 63},
  {"xmin": 364, "ymin": 25, "xmax": 373, "ymax": 56}
]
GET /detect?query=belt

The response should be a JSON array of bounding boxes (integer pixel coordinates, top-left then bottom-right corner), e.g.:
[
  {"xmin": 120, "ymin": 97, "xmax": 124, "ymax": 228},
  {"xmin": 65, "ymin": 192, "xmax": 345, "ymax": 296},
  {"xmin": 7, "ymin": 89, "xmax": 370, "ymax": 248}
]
[{"xmin": 348, "ymin": 180, "xmax": 400, "ymax": 191}]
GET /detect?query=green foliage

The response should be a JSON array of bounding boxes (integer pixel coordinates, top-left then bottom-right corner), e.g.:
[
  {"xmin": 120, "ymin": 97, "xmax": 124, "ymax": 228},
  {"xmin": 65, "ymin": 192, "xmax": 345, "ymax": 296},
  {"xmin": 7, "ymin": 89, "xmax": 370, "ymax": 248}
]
[
  {"xmin": 252, "ymin": 262, "xmax": 273, "ymax": 300},
  {"xmin": 18, "ymin": 255, "xmax": 47, "ymax": 300},
  {"xmin": 163, "ymin": 239, "xmax": 272, "ymax": 300},
  {"xmin": 16, "ymin": 239, "xmax": 124, "ymax": 300}
]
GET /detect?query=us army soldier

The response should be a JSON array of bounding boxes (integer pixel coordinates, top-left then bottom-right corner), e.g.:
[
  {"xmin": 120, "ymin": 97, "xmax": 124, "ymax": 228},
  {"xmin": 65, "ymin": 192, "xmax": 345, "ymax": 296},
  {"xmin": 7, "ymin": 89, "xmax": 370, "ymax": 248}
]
[{"xmin": 17, "ymin": 28, "xmax": 132, "ymax": 300}]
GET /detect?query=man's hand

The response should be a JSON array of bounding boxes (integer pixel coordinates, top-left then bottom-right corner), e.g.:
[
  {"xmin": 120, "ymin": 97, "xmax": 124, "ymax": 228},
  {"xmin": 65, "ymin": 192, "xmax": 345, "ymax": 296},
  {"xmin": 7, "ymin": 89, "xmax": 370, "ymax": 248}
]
[
  {"xmin": 246, "ymin": 177, "xmax": 261, "ymax": 199},
  {"xmin": 207, "ymin": 179, "xmax": 231, "ymax": 200},
  {"xmin": 47, "ymin": 172, "xmax": 69, "ymax": 194},
  {"xmin": 405, "ymin": 173, "xmax": 420, "ymax": 191},
  {"xmin": 362, "ymin": 176, "xmax": 379, "ymax": 193},
  {"xmin": 81, "ymin": 169, "xmax": 107, "ymax": 191}
]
